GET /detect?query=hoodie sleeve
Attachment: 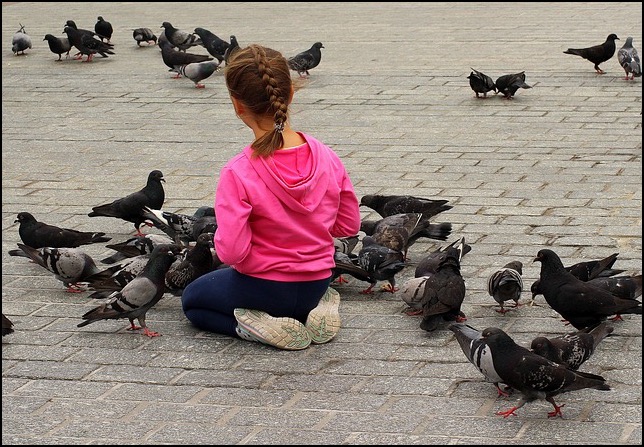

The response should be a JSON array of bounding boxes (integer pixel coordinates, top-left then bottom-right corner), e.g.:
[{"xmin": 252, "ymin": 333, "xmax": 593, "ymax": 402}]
[
  {"xmin": 214, "ymin": 166, "xmax": 253, "ymax": 266},
  {"xmin": 330, "ymin": 169, "xmax": 361, "ymax": 238}
]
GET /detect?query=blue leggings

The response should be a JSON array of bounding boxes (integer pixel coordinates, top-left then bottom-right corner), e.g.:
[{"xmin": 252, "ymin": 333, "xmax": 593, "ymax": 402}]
[{"xmin": 181, "ymin": 267, "xmax": 331, "ymax": 338}]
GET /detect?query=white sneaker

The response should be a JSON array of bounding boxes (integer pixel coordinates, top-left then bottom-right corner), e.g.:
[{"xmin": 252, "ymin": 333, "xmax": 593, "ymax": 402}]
[
  {"xmin": 306, "ymin": 287, "xmax": 341, "ymax": 344},
  {"xmin": 234, "ymin": 308, "xmax": 311, "ymax": 350}
]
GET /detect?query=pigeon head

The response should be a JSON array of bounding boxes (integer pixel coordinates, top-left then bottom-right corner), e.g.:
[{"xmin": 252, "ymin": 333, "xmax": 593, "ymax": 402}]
[
  {"xmin": 149, "ymin": 170, "xmax": 165, "ymax": 183},
  {"xmin": 533, "ymin": 249, "xmax": 564, "ymax": 267},
  {"xmin": 607, "ymin": 33, "xmax": 620, "ymax": 42},
  {"xmin": 15, "ymin": 212, "xmax": 36, "ymax": 224}
]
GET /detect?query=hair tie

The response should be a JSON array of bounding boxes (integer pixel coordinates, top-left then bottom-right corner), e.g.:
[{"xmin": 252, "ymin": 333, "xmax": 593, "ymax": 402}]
[{"xmin": 274, "ymin": 122, "xmax": 285, "ymax": 133}]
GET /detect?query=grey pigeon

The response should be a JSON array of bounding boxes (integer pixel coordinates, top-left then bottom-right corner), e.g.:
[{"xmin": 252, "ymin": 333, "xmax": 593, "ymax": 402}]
[
  {"xmin": 356, "ymin": 235, "xmax": 406, "ymax": 294},
  {"xmin": 564, "ymin": 33, "xmax": 620, "ymax": 74},
  {"xmin": 495, "ymin": 71, "xmax": 531, "ymax": 99},
  {"xmin": 11, "ymin": 243, "xmax": 100, "ymax": 292},
  {"xmin": 13, "ymin": 211, "xmax": 111, "ymax": 249},
  {"xmin": 360, "ymin": 194, "xmax": 452, "ymax": 220},
  {"xmin": 100, "ymin": 233, "xmax": 174, "ymax": 264},
  {"xmin": 193, "ymin": 27, "xmax": 230, "ymax": 62},
  {"xmin": 63, "ymin": 25, "xmax": 115, "ymax": 62},
  {"xmin": 132, "ymin": 28, "xmax": 157, "ymax": 46},
  {"xmin": 617, "ymin": 36, "xmax": 642, "ymax": 80},
  {"xmin": 533, "ymin": 248, "xmax": 642, "ymax": 330},
  {"xmin": 43, "ymin": 34, "xmax": 71, "ymax": 61},
  {"xmin": 77, "ymin": 244, "xmax": 179, "ymax": 337},
  {"xmin": 467, "ymin": 68, "xmax": 497, "ymax": 98},
  {"xmin": 160, "ymin": 22, "xmax": 202, "ymax": 52},
  {"xmin": 487, "ymin": 260, "xmax": 524, "ymax": 314},
  {"xmin": 84, "ymin": 254, "xmax": 152, "ymax": 299},
  {"xmin": 142, "ymin": 206, "xmax": 217, "ymax": 243},
  {"xmin": 159, "ymin": 38, "xmax": 213, "ymax": 78},
  {"xmin": 178, "ymin": 60, "xmax": 221, "ymax": 88},
  {"xmin": 88, "ymin": 170, "xmax": 166, "ymax": 236},
  {"xmin": 2, "ymin": 314, "xmax": 14, "ymax": 337},
  {"xmin": 223, "ymin": 35, "xmax": 240, "ymax": 64},
  {"xmin": 94, "ymin": 16, "xmax": 113, "ymax": 42},
  {"xmin": 165, "ymin": 233, "xmax": 216, "ymax": 295},
  {"xmin": 530, "ymin": 322, "xmax": 614, "ymax": 370},
  {"xmin": 287, "ymin": 42, "xmax": 324, "ymax": 77},
  {"xmin": 12, "ymin": 24, "xmax": 32, "ymax": 55},
  {"xmin": 480, "ymin": 327, "xmax": 610, "ymax": 418},
  {"xmin": 332, "ymin": 250, "xmax": 375, "ymax": 287}
]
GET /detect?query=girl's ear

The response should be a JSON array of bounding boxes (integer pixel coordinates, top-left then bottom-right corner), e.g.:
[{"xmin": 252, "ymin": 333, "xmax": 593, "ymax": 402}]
[{"xmin": 231, "ymin": 96, "xmax": 245, "ymax": 117}]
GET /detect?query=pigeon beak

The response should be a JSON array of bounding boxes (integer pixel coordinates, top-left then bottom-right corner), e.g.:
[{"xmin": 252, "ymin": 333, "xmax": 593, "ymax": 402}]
[{"xmin": 161, "ymin": 178, "xmax": 166, "ymax": 183}]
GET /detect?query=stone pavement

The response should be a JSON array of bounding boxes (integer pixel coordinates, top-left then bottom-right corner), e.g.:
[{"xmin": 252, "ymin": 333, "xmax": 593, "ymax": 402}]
[{"xmin": 2, "ymin": 2, "xmax": 641, "ymax": 445}]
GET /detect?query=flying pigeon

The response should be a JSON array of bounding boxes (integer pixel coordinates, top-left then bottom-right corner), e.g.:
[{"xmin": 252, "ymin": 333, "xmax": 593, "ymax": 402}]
[
  {"xmin": 12, "ymin": 24, "xmax": 32, "ymax": 55},
  {"xmin": 356, "ymin": 235, "xmax": 406, "ymax": 294},
  {"xmin": 43, "ymin": 34, "xmax": 71, "ymax": 61},
  {"xmin": 479, "ymin": 327, "xmax": 610, "ymax": 418},
  {"xmin": 141, "ymin": 206, "xmax": 217, "ymax": 243},
  {"xmin": 564, "ymin": 33, "xmax": 620, "ymax": 74},
  {"xmin": 533, "ymin": 248, "xmax": 642, "ymax": 329},
  {"xmin": 495, "ymin": 72, "xmax": 531, "ymax": 99},
  {"xmin": 13, "ymin": 211, "xmax": 111, "ymax": 249},
  {"xmin": 467, "ymin": 68, "xmax": 497, "ymax": 98},
  {"xmin": 223, "ymin": 35, "xmax": 240, "ymax": 64},
  {"xmin": 2, "ymin": 314, "xmax": 14, "ymax": 337},
  {"xmin": 132, "ymin": 28, "xmax": 157, "ymax": 46},
  {"xmin": 100, "ymin": 233, "xmax": 174, "ymax": 264},
  {"xmin": 94, "ymin": 16, "xmax": 113, "ymax": 42},
  {"xmin": 88, "ymin": 170, "xmax": 165, "ymax": 236},
  {"xmin": 178, "ymin": 60, "xmax": 221, "ymax": 88},
  {"xmin": 359, "ymin": 194, "xmax": 452, "ymax": 220},
  {"xmin": 530, "ymin": 322, "xmax": 614, "ymax": 371},
  {"xmin": 63, "ymin": 25, "xmax": 115, "ymax": 62},
  {"xmin": 165, "ymin": 233, "xmax": 216, "ymax": 295},
  {"xmin": 11, "ymin": 243, "xmax": 101, "ymax": 292},
  {"xmin": 193, "ymin": 27, "xmax": 230, "ymax": 62},
  {"xmin": 160, "ymin": 22, "xmax": 202, "ymax": 52},
  {"xmin": 159, "ymin": 39, "xmax": 213, "ymax": 78},
  {"xmin": 77, "ymin": 244, "xmax": 179, "ymax": 337},
  {"xmin": 287, "ymin": 42, "xmax": 324, "ymax": 77},
  {"xmin": 487, "ymin": 260, "xmax": 524, "ymax": 314},
  {"xmin": 617, "ymin": 36, "xmax": 642, "ymax": 80}
]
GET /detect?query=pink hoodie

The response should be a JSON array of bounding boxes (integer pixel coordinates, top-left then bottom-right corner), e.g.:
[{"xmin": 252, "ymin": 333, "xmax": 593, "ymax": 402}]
[{"xmin": 214, "ymin": 132, "xmax": 361, "ymax": 281}]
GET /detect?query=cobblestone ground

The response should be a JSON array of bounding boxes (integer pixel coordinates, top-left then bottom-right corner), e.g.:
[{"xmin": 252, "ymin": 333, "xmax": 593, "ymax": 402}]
[{"xmin": 2, "ymin": 2, "xmax": 641, "ymax": 445}]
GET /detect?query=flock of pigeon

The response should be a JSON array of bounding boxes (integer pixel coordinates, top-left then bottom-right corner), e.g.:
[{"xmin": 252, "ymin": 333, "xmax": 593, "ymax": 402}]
[
  {"xmin": 468, "ymin": 33, "xmax": 641, "ymax": 99},
  {"xmin": 6, "ymin": 19, "xmax": 643, "ymax": 421}
]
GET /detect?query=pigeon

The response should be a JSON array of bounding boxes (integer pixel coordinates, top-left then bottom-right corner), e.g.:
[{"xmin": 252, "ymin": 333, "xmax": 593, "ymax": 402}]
[
  {"xmin": 100, "ymin": 233, "xmax": 174, "ymax": 264},
  {"xmin": 617, "ymin": 36, "xmax": 642, "ymax": 80},
  {"xmin": 159, "ymin": 39, "xmax": 214, "ymax": 78},
  {"xmin": 43, "ymin": 34, "xmax": 71, "ymax": 61},
  {"xmin": 165, "ymin": 233, "xmax": 216, "ymax": 295},
  {"xmin": 356, "ymin": 235, "xmax": 406, "ymax": 294},
  {"xmin": 495, "ymin": 72, "xmax": 531, "ymax": 99},
  {"xmin": 448, "ymin": 323, "xmax": 510, "ymax": 397},
  {"xmin": 414, "ymin": 237, "xmax": 471, "ymax": 278},
  {"xmin": 160, "ymin": 22, "xmax": 202, "ymax": 52},
  {"xmin": 487, "ymin": 260, "xmax": 524, "ymax": 314},
  {"xmin": 359, "ymin": 194, "xmax": 452, "ymax": 220},
  {"xmin": 564, "ymin": 33, "xmax": 620, "ymax": 74},
  {"xmin": 287, "ymin": 42, "xmax": 324, "ymax": 77},
  {"xmin": 193, "ymin": 27, "xmax": 230, "ymax": 62},
  {"xmin": 2, "ymin": 314, "xmax": 14, "ymax": 336},
  {"xmin": 530, "ymin": 322, "xmax": 614, "ymax": 371},
  {"xmin": 479, "ymin": 326, "xmax": 610, "ymax": 418},
  {"xmin": 533, "ymin": 248, "xmax": 642, "ymax": 330},
  {"xmin": 88, "ymin": 170, "xmax": 166, "ymax": 236},
  {"xmin": 177, "ymin": 60, "xmax": 221, "ymax": 88},
  {"xmin": 11, "ymin": 243, "xmax": 101, "ymax": 292},
  {"xmin": 84, "ymin": 254, "xmax": 152, "ymax": 299},
  {"xmin": 132, "ymin": 28, "xmax": 157, "ymax": 46},
  {"xmin": 77, "ymin": 244, "xmax": 179, "ymax": 337},
  {"xmin": 332, "ymin": 250, "xmax": 375, "ymax": 286},
  {"xmin": 141, "ymin": 206, "xmax": 217, "ymax": 244},
  {"xmin": 63, "ymin": 25, "xmax": 115, "ymax": 62},
  {"xmin": 94, "ymin": 16, "xmax": 113, "ymax": 42},
  {"xmin": 585, "ymin": 274, "xmax": 643, "ymax": 301},
  {"xmin": 467, "ymin": 68, "xmax": 497, "ymax": 98},
  {"xmin": 223, "ymin": 35, "xmax": 240, "ymax": 64},
  {"xmin": 13, "ymin": 211, "xmax": 111, "ymax": 249},
  {"xmin": 12, "ymin": 24, "xmax": 32, "ymax": 55}
]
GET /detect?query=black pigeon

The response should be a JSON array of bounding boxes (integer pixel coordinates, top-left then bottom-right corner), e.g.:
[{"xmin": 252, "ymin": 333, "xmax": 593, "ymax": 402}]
[
  {"xmin": 564, "ymin": 33, "xmax": 620, "ymax": 74},
  {"xmin": 414, "ymin": 237, "xmax": 471, "ymax": 278},
  {"xmin": 88, "ymin": 170, "xmax": 166, "ymax": 236},
  {"xmin": 530, "ymin": 322, "xmax": 614, "ymax": 371},
  {"xmin": 94, "ymin": 16, "xmax": 113, "ymax": 42},
  {"xmin": 2, "ymin": 314, "xmax": 14, "ymax": 336},
  {"xmin": 332, "ymin": 250, "xmax": 375, "ymax": 287},
  {"xmin": 533, "ymin": 248, "xmax": 642, "ymax": 330},
  {"xmin": 77, "ymin": 244, "xmax": 178, "ymax": 337},
  {"xmin": 132, "ymin": 28, "xmax": 157, "ymax": 46},
  {"xmin": 100, "ymin": 233, "xmax": 174, "ymax": 264},
  {"xmin": 467, "ymin": 68, "xmax": 497, "ymax": 98},
  {"xmin": 159, "ymin": 39, "xmax": 213, "ymax": 78},
  {"xmin": 585, "ymin": 274, "xmax": 643, "ymax": 301},
  {"xmin": 160, "ymin": 22, "xmax": 202, "ymax": 52},
  {"xmin": 11, "ymin": 243, "xmax": 100, "ymax": 292},
  {"xmin": 356, "ymin": 235, "xmax": 406, "ymax": 294},
  {"xmin": 193, "ymin": 27, "xmax": 230, "ymax": 62},
  {"xmin": 617, "ymin": 36, "xmax": 642, "ymax": 80},
  {"xmin": 223, "ymin": 35, "xmax": 240, "ymax": 64},
  {"xmin": 360, "ymin": 194, "xmax": 452, "ymax": 220},
  {"xmin": 495, "ymin": 72, "xmax": 531, "ymax": 99},
  {"xmin": 13, "ymin": 211, "xmax": 111, "ymax": 249},
  {"xmin": 165, "ymin": 233, "xmax": 216, "ymax": 295},
  {"xmin": 141, "ymin": 206, "xmax": 217, "ymax": 244},
  {"xmin": 287, "ymin": 42, "xmax": 324, "ymax": 77},
  {"xmin": 63, "ymin": 25, "xmax": 115, "ymax": 62},
  {"xmin": 12, "ymin": 24, "xmax": 32, "ymax": 55},
  {"xmin": 178, "ymin": 60, "xmax": 221, "ymax": 88},
  {"xmin": 480, "ymin": 327, "xmax": 610, "ymax": 418},
  {"xmin": 43, "ymin": 34, "xmax": 71, "ymax": 61},
  {"xmin": 487, "ymin": 260, "xmax": 524, "ymax": 314},
  {"xmin": 448, "ymin": 323, "xmax": 510, "ymax": 397}
]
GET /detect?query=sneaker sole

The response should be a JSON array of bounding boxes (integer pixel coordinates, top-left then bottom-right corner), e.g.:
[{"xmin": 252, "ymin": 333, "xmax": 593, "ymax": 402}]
[
  {"xmin": 234, "ymin": 308, "xmax": 311, "ymax": 350},
  {"xmin": 306, "ymin": 287, "xmax": 341, "ymax": 344}
]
